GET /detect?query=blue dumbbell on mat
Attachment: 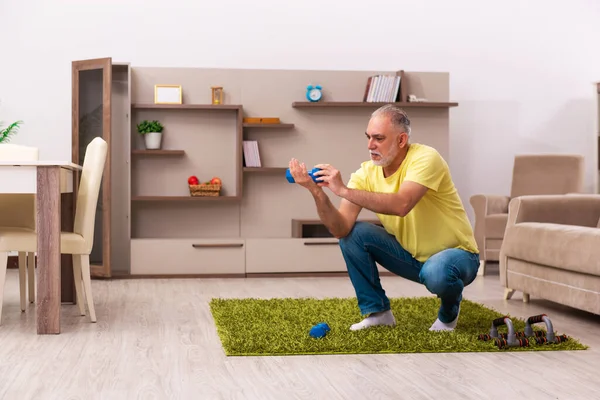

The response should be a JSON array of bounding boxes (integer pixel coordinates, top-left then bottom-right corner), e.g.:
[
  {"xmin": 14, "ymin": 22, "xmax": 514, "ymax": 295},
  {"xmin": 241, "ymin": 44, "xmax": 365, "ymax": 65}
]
[
  {"xmin": 309, "ymin": 322, "xmax": 331, "ymax": 339},
  {"xmin": 286, "ymin": 167, "xmax": 322, "ymax": 183}
]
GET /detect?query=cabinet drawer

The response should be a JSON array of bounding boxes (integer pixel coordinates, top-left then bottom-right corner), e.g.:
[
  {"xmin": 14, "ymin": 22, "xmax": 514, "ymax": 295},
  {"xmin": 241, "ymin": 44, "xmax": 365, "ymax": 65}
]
[
  {"xmin": 131, "ymin": 238, "xmax": 245, "ymax": 275},
  {"xmin": 245, "ymin": 238, "xmax": 347, "ymax": 273}
]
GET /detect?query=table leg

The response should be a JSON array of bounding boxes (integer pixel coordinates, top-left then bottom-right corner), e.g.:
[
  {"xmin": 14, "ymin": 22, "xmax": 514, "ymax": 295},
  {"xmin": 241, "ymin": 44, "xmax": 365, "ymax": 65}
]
[
  {"xmin": 36, "ymin": 166, "xmax": 61, "ymax": 334},
  {"xmin": 61, "ymin": 193, "xmax": 75, "ymax": 303}
]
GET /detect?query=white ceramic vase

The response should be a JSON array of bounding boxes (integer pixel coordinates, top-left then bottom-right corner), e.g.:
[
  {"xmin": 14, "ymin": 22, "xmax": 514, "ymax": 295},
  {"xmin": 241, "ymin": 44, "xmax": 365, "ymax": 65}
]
[{"xmin": 144, "ymin": 132, "xmax": 162, "ymax": 149}]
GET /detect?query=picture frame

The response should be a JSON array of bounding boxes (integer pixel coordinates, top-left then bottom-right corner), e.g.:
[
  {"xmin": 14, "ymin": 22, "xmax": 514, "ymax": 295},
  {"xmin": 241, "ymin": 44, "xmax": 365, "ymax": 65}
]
[{"xmin": 154, "ymin": 84, "xmax": 182, "ymax": 104}]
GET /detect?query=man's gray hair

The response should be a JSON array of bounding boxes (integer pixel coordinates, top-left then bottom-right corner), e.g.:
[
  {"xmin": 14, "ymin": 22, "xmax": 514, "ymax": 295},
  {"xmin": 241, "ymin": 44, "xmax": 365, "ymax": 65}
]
[{"xmin": 371, "ymin": 104, "xmax": 411, "ymax": 138}]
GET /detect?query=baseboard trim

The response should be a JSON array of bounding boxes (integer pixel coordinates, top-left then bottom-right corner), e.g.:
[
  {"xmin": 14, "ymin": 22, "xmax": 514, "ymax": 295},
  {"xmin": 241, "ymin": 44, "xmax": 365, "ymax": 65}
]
[
  {"xmin": 246, "ymin": 271, "xmax": 397, "ymax": 278},
  {"xmin": 9, "ymin": 259, "xmax": 399, "ymax": 280},
  {"xmin": 111, "ymin": 271, "xmax": 397, "ymax": 279},
  {"xmin": 111, "ymin": 273, "xmax": 248, "ymax": 279},
  {"xmin": 246, "ymin": 272, "xmax": 350, "ymax": 278}
]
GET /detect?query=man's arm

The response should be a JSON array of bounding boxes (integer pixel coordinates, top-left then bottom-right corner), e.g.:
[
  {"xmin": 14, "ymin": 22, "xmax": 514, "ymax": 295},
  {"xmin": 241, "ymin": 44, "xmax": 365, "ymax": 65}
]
[
  {"xmin": 288, "ymin": 158, "xmax": 363, "ymax": 238},
  {"xmin": 309, "ymin": 186, "xmax": 362, "ymax": 238},
  {"xmin": 339, "ymin": 180, "xmax": 428, "ymax": 217}
]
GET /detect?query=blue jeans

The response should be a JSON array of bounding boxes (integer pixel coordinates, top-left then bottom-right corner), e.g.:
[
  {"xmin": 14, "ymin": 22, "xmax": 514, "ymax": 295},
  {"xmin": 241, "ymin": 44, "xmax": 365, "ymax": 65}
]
[{"xmin": 338, "ymin": 221, "xmax": 480, "ymax": 323}]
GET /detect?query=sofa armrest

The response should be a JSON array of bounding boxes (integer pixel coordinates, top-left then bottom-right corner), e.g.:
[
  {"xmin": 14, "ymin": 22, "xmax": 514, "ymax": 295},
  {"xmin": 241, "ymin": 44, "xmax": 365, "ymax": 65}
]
[
  {"xmin": 470, "ymin": 194, "xmax": 511, "ymax": 216},
  {"xmin": 506, "ymin": 194, "xmax": 600, "ymax": 229},
  {"xmin": 470, "ymin": 194, "xmax": 511, "ymax": 255}
]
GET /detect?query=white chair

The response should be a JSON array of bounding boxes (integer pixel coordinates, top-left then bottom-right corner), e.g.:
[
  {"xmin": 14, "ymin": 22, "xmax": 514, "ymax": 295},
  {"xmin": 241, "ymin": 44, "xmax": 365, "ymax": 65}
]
[
  {"xmin": 0, "ymin": 144, "xmax": 39, "ymax": 313},
  {"xmin": 0, "ymin": 137, "xmax": 107, "ymax": 324}
]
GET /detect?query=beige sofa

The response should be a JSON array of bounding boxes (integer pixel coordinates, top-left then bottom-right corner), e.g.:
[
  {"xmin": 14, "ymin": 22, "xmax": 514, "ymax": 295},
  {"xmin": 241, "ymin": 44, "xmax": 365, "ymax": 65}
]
[
  {"xmin": 470, "ymin": 154, "xmax": 585, "ymax": 275},
  {"xmin": 499, "ymin": 194, "xmax": 600, "ymax": 315}
]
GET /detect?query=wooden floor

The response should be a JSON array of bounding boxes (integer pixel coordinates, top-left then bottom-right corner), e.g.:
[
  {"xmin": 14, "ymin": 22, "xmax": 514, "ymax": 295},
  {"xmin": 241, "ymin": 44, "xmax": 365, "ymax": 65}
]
[{"xmin": 1, "ymin": 263, "xmax": 599, "ymax": 399}]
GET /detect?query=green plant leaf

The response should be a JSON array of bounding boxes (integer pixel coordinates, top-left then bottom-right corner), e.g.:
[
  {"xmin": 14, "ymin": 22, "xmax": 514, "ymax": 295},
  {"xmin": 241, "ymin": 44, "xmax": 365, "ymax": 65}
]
[
  {"xmin": 136, "ymin": 120, "xmax": 164, "ymax": 135},
  {"xmin": 0, "ymin": 120, "xmax": 23, "ymax": 143}
]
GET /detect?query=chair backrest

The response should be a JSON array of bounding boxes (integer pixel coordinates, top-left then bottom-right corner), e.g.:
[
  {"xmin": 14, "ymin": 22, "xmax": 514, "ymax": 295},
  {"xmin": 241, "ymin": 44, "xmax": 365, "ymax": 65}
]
[
  {"xmin": 510, "ymin": 154, "xmax": 585, "ymax": 198},
  {"xmin": 73, "ymin": 137, "xmax": 108, "ymax": 253},
  {"xmin": 0, "ymin": 144, "xmax": 39, "ymax": 230}
]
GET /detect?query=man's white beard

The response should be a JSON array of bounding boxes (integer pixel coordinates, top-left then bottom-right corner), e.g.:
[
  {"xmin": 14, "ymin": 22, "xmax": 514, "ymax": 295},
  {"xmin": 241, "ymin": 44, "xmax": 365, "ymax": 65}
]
[{"xmin": 370, "ymin": 146, "xmax": 398, "ymax": 167}]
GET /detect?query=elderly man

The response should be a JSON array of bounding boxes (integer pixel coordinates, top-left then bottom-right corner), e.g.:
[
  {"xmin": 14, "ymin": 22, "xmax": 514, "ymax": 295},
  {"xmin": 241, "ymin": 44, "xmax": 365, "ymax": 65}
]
[{"xmin": 288, "ymin": 104, "xmax": 479, "ymax": 332}]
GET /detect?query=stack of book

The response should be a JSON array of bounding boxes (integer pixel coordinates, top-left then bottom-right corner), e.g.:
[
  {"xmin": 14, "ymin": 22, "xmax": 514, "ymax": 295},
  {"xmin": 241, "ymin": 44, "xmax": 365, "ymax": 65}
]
[
  {"xmin": 363, "ymin": 74, "xmax": 401, "ymax": 103},
  {"xmin": 243, "ymin": 140, "xmax": 261, "ymax": 167}
]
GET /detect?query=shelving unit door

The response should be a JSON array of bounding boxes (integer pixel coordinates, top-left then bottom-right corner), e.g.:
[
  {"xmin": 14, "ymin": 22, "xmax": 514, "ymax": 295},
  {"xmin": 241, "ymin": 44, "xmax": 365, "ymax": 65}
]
[{"xmin": 72, "ymin": 57, "xmax": 113, "ymax": 278}]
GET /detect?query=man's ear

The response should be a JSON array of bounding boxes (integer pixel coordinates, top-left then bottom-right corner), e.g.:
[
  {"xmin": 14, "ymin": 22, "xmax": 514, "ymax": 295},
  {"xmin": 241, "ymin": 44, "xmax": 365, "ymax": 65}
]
[{"xmin": 398, "ymin": 132, "xmax": 408, "ymax": 148}]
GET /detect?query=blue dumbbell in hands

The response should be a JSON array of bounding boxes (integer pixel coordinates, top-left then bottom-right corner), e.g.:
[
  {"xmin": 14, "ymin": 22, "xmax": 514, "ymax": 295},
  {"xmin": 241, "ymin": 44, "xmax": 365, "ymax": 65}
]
[
  {"xmin": 309, "ymin": 322, "xmax": 331, "ymax": 339},
  {"xmin": 286, "ymin": 167, "xmax": 322, "ymax": 183}
]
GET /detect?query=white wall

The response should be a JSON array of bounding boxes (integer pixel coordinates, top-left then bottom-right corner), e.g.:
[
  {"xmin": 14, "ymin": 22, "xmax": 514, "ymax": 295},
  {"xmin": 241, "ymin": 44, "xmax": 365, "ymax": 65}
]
[{"xmin": 1, "ymin": 0, "xmax": 599, "ymax": 223}]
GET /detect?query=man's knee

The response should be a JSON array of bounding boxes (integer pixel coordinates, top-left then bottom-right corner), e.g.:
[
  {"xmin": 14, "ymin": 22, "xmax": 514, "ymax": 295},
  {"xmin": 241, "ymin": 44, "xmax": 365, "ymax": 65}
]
[
  {"xmin": 419, "ymin": 255, "xmax": 463, "ymax": 296},
  {"xmin": 419, "ymin": 263, "xmax": 449, "ymax": 295}
]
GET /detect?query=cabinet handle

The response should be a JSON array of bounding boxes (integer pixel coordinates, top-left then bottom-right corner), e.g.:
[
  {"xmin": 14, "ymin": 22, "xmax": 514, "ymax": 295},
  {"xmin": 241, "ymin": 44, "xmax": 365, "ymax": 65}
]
[
  {"xmin": 303, "ymin": 241, "xmax": 339, "ymax": 246},
  {"xmin": 192, "ymin": 243, "xmax": 244, "ymax": 248}
]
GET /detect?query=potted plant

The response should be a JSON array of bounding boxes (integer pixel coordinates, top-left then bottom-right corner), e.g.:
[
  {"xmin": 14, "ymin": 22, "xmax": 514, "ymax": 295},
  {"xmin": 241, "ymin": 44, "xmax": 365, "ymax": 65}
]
[
  {"xmin": 0, "ymin": 120, "xmax": 23, "ymax": 143},
  {"xmin": 136, "ymin": 120, "xmax": 164, "ymax": 149}
]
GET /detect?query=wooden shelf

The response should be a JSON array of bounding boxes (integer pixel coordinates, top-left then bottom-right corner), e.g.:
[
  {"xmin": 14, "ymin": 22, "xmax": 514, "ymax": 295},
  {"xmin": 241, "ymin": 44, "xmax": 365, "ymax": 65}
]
[
  {"xmin": 242, "ymin": 123, "xmax": 295, "ymax": 129},
  {"xmin": 132, "ymin": 150, "xmax": 185, "ymax": 155},
  {"xmin": 291, "ymin": 101, "xmax": 458, "ymax": 108},
  {"xmin": 132, "ymin": 104, "xmax": 242, "ymax": 110},
  {"xmin": 131, "ymin": 196, "xmax": 240, "ymax": 202},
  {"xmin": 243, "ymin": 167, "xmax": 287, "ymax": 173}
]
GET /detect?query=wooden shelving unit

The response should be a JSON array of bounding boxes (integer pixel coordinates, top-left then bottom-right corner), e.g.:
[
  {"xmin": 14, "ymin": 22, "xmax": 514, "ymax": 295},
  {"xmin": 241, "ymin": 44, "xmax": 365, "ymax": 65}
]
[
  {"xmin": 109, "ymin": 64, "xmax": 459, "ymax": 277},
  {"xmin": 291, "ymin": 101, "xmax": 458, "ymax": 108},
  {"xmin": 242, "ymin": 122, "xmax": 294, "ymax": 173},
  {"xmin": 131, "ymin": 196, "xmax": 240, "ymax": 202},
  {"xmin": 131, "ymin": 150, "xmax": 185, "ymax": 155},
  {"xmin": 243, "ymin": 167, "xmax": 287, "ymax": 173},
  {"xmin": 242, "ymin": 123, "xmax": 295, "ymax": 128},
  {"xmin": 132, "ymin": 104, "xmax": 242, "ymax": 110},
  {"xmin": 130, "ymin": 100, "xmax": 243, "ymax": 205}
]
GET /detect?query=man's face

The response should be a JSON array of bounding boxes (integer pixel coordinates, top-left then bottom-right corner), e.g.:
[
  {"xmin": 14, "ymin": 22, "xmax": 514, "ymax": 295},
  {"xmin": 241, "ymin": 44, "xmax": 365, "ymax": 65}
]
[{"xmin": 365, "ymin": 115, "xmax": 405, "ymax": 167}]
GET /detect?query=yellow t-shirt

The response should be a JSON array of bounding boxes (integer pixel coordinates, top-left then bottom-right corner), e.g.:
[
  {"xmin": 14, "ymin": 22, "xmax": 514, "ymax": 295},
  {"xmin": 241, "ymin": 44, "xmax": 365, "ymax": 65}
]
[{"xmin": 347, "ymin": 143, "xmax": 478, "ymax": 262}]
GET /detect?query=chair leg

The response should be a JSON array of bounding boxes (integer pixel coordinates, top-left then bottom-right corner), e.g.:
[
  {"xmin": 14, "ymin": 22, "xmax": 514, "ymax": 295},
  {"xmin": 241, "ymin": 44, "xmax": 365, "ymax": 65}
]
[
  {"xmin": 18, "ymin": 252, "xmax": 26, "ymax": 312},
  {"xmin": 79, "ymin": 255, "xmax": 96, "ymax": 323},
  {"xmin": 27, "ymin": 252, "xmax": 35, "ymax": 303},
  {"xmin": 0, "ymin": 252, "xmax": 8, "ymax": 325},
  {"xmin": 477, "ymin": 260, "xmax": 486, "ymax": 276},
  {"xmin": 72, "ymin": 254, "xmax": 86, "ymax": 316}
]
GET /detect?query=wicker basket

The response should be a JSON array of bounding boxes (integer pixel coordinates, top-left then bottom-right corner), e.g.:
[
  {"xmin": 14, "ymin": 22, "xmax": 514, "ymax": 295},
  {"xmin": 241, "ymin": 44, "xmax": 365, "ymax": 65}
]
[{"xmin": 189, "ymin": 184, "xmax": 221, "ymax": 197}]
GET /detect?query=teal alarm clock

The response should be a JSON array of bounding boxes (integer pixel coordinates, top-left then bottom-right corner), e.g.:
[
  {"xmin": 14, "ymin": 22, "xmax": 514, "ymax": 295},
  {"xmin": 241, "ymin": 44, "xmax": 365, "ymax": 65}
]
[{"xmin": 306, "ymin": 85, "xmax": 323, "ymax": 102}]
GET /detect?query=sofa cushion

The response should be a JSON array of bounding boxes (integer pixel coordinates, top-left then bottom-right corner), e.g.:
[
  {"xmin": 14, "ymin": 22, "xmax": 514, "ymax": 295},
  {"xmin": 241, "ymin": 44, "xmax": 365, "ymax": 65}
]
[
  {"xmin": 503, "ymin": 222, "xmax": 600, "ymax": 276},
  {"xmin": 485, "ymin": 213, "xmax": 508, "ymax": 238}
]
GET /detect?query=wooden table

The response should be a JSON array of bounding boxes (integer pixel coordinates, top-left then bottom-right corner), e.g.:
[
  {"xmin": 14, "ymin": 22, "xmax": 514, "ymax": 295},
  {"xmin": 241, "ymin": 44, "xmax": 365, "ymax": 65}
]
[{"xmin": 0, "ymin": 161, "xmax": 81, "ymax": 334}]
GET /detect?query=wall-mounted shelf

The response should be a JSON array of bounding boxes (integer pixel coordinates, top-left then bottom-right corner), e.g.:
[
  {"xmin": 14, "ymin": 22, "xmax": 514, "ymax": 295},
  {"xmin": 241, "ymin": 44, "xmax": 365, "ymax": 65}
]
[
  {"xmin": 243, "ymin": 167, "xmax": 287, "ymax": 173},
  {"xmin": 243, "ymin": 123, "xmax": 295, "ymax": 129},
  {"xmin": 132, "ymin": 150, "xmax": 185, "ymax": 156},
  {"xmin": 291, "ymin": 101, "xmax": 458, "ymax": 108},
  {"xmin": 131, "ymin": 196, "xmax": 241, "ymax": 202},
  {"xmin": 132, "ymin": 104, "xmax": 242, "ymax": 110}
]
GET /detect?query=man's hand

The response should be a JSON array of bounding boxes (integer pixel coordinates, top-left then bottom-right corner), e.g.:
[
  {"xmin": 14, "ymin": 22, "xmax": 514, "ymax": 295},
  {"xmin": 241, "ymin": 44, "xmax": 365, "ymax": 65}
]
[
  {"xmin": 313, "ymin": 163, "xmax": 347, "ymax": 196},
  {"xmin": 289, "ymin": 158, "xmax": 320, "ymax": 190}
]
